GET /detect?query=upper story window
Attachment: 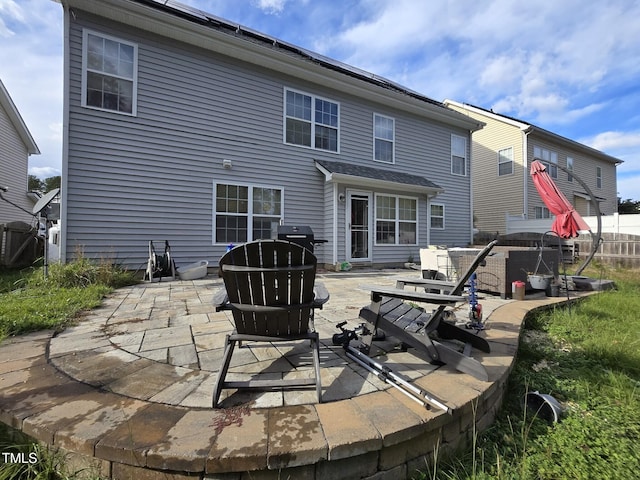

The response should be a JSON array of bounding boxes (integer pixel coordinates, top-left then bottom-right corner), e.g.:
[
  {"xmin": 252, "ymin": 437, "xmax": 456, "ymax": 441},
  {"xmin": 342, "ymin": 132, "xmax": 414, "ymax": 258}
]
[
  {"xmin": 82, "ymin": 30, "xmax": 137, "ymax": 115},
  {"xmin": 430, "ymin": 203, "xmax": 445, "ymax": 230},
  {"xmin": 373, "ymin": 114, "xmax": 395, "ymax": 163},
  {"xmin": 214, "ymin": 183, "xmax": 283, "ymax": 244},
  {"xmin": 534, "ymin": 206, "xmax": 550, "ymax": 219},
  {"xmin": 596, "ymin": 166, "xmax": 602, "ymax": 189},
  {"xmin": 284, "ymin": 88, "xmax": 339, "ymax": 152},
  {"xmin": 451, "ymin": 134, "xmax": 467, "ymax": 176},
  {"xmin": 375, "ymin": 195, "xmax": 417, "ymax": 245},
  {"xmin": 498, "ymin": 147, "xmax": 514, "ymax": 176},
  {"xmin": 534, "ymin": 146, "xmax": 558, "ymax": 178},
  {"xmin": 567, "ymin": 157, "xmax": 574, "ymax": 182}
]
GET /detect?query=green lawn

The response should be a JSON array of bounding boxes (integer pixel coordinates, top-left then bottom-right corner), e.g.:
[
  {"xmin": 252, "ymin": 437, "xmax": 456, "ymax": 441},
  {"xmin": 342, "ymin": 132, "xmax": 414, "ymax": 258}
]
[{"xmin": 417, "ymin": 265, "xmax": 640, "ymax": 480}]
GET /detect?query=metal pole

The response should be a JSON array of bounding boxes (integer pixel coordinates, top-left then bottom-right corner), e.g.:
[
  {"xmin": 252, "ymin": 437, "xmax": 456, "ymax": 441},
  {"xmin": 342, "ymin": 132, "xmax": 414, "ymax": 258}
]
[{"xmin": 345, "ymin": 345, "xmax": 452, "ymax": 414}]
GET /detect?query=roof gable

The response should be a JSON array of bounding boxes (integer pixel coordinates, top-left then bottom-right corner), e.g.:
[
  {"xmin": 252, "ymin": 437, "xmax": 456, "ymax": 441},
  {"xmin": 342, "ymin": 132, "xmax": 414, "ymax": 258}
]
[
  {"xmin": 444, "ymin": 99, "xmax": 622, "ymax": 166},
  {"xmin": 0, "ymin": 79, "xmax": 39, "ymax": 155}
]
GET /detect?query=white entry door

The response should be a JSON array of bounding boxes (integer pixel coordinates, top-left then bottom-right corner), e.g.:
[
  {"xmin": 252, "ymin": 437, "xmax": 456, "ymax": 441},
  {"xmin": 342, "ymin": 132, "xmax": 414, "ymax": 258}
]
[{"xmin": 347, "ymin": 191, "xmax": 372, "ymax": 262}]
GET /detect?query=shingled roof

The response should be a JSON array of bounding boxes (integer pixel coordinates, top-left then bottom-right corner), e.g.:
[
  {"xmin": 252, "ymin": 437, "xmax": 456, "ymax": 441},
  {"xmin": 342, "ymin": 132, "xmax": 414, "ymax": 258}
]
[{"xmin": 315, "ymin": 159, "xmax": 444, "ymax": 194}]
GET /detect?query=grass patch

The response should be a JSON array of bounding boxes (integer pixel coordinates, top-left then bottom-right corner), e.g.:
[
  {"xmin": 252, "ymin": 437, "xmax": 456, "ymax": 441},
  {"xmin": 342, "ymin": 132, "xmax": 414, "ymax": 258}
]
[
  {"xmin": 0, "ymin": 258, "xmax": 138, "ymax": 342},
  {"xmin": 416, "ymin": 265, "xmax": 640, "ymax": 480}
]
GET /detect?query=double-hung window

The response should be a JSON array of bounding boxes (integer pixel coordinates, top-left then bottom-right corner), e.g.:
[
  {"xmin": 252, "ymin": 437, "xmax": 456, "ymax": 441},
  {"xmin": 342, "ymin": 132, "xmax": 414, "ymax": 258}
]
[
  {"xmin": 567, "ymin": 156, "xmax": 574, "ymax": 182},
  {"xmin": 82, "ymin": 30, "xmax": 137, "ymax": 115},
  {"xmin": 375, "ymin": 195, "xmax": 417, "ymax": 245},
  {"xmin": 498, "ymin": 147, "xmax": 514, "ymax": 176},
  {"xmin": 374, "ymin": 114, "xmax": 394, "ymax": 163},
  {"xmin": 534, "ymin": 206, "xmax": 550, "ymax": 219},
  {"xmin": 214, "ymin": 183, "xmax": 283, "ymax": 243},
  {"xmin": 596, "ymin": 166, "xmax": 602, "ymax": 189},
  {"xmin": 534, "ymin": 146, "xmax": 558, "ymax": 178},
  {"xmin": 430, "ymin": 204, "xmax": 445, "ymax": 229},
  {"xmin": 285, "ymin": 89, "xmax": 339, "ymax": 152},
  {"xmin": 451, "ymin": 135, "xmax": 467, "ymax": 176}
]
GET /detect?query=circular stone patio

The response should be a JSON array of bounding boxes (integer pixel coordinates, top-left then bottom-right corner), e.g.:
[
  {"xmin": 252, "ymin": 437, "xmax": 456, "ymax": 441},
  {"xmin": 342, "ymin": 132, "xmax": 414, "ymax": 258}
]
[{"xmin": 0, "ymin": 271, "xmax": 587, "ymax": 479}]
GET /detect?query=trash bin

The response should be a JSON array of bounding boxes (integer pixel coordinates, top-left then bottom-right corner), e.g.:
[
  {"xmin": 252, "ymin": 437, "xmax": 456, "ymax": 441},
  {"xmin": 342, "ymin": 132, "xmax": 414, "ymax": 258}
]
[{"xmin": 277, "ymin": 225, "xmax": 326, "ymax": 253}]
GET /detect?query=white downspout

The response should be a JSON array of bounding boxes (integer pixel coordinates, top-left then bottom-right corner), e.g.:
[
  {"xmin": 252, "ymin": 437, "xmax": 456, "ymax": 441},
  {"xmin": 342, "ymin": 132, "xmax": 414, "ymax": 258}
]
[{"xmin": 522, "ymin": 127, "xmax": 533, "ymax": 218}]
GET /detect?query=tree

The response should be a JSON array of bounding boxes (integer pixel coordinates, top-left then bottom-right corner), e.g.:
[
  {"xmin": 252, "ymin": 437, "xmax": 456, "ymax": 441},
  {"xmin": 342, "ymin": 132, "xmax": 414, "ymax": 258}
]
[
  {"xmin": 44, "ymin": 176, "xmax": 61, "ymax": 192},
  {"xmin": 28, "ymin": 175, "xmax": 44, "ymax": 192},
  {"xmin": 28, "ymin": 175, "xmax": 60, "ymax": 193},
  {"xmin": 618, "ymin": 198, "xmax": 640, "ymax": 214}
]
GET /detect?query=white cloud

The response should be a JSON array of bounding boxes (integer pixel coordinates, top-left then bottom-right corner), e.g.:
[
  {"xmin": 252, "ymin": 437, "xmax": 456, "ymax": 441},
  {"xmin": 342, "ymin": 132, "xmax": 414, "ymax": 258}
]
[
  {"xmin": 585, "ymin": 131, "xmax": 640, "ymax": 152},
  {"xmin": 29, "ymin": 166, "xmax": 61, "ymax": 179}
]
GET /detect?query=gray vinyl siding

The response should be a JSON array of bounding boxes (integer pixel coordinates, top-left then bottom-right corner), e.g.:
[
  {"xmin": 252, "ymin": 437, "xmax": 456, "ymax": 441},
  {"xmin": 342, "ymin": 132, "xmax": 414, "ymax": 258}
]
[
  {"xmin": 526, "ymin": 137, "xmax": 618, "ymax": 219},
  {"xmin": 0, "ymin": 103, "xmax": 32, "ymax": 225},
  {"xmin": 65, "ymin": 11, "xmax": 472, "ymax": 268}
]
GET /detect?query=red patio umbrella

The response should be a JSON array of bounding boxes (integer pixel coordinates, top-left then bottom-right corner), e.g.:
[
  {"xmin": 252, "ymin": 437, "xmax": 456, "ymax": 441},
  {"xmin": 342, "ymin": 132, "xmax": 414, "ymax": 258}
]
[{"xmin": 530, "ymin": 160, "xmax": 590, "ymax": 238}]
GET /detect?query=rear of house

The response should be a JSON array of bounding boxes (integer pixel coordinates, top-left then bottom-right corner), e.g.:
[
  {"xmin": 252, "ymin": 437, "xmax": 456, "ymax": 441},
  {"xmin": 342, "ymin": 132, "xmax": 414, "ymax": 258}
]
[
  {"xmin": 444, "ymin": 100, "xmax": 620, "ymax": 235},
  {"xmin": 59, "ymin": 0, "xmax": 483, "ymax": 270}
]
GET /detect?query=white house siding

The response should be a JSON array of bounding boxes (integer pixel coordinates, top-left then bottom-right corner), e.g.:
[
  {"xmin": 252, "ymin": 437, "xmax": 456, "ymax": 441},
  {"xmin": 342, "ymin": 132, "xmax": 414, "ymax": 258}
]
[
  {"xmin": 64, "ymin": 9, "xmax": 475, "ymax": 269},
  {"xmin": 0, "ymin": 102, "xmax": 33, "ymax": 226}
]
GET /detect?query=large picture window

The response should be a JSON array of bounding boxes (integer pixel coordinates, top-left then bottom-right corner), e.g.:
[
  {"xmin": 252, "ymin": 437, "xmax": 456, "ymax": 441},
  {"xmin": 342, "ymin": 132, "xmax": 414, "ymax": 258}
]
[
  {"xmin": 285, "ymin": 89, "xmax": 339, "ymax": 152},
  {"xmin": 374, "ymin": 114, "xmax": 394, "ymax": 163},
  {"xmin": 451, "ymin": 134, "xmax": 467, "ymax": 176},
  {"xmin": 214, "ymin": 183, "xmax": 283, "ymax": 243},
  {"xmin": 375, "ymin": 195, "xmax": 417, "ymax": 245},
  {"xmin": 82, "ymin": 30, "xmax": 137, "ymax": 115}
]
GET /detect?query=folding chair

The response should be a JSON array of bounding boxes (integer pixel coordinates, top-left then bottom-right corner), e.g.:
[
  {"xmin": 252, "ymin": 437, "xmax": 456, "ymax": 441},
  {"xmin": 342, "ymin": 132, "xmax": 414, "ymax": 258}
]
[{"xmin": 357, "ymin": 240, "xmax": 498, "ymax": 381}]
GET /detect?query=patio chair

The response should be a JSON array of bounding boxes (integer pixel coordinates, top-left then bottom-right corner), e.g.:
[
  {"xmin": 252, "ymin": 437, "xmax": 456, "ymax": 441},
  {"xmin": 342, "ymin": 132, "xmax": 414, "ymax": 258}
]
[
  {"xmin": 357, "ymin": 240, "xmax": 498, "ymax": 381},
  {"xmin": 212, "ymin": 240, "xmax": 329, "ymax": 407}
]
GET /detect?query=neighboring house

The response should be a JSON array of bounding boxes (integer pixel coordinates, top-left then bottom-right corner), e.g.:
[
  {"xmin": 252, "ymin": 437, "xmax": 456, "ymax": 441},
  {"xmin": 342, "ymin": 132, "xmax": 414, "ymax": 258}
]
[
  {"xmin": 0, "ymin": 78, "xmax": 40, "ymax": 225},
  {"xmin": 443, "ymin": 100, "xmax": 621, "ymax": 236},
  {"xmin": 57, "ymin": 0, "xmax": 483, "ymax": 269}
]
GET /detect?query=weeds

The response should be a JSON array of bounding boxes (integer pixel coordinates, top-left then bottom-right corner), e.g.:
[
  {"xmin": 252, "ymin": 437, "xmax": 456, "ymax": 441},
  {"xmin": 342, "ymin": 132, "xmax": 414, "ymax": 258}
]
[
  {"xmin": 415, "ymin": 266, "xmax": 640, "ymax": 480},
  {"xmin": 0, "ymin": 257, "xmax": 137, "ymax": 341}
]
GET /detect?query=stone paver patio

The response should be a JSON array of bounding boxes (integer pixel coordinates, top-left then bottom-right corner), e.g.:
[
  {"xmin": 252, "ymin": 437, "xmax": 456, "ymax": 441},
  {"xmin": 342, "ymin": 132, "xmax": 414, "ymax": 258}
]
[{"xmin": 0, "ymin": 270, "xmax": 589, "ymax": 479}]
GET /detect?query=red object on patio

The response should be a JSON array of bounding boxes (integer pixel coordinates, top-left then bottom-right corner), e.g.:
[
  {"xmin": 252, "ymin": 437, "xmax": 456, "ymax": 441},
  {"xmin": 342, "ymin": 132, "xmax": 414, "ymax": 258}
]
[{"xmin": 530, "ymin": 160, "xmax": 590, "ymax": 238}]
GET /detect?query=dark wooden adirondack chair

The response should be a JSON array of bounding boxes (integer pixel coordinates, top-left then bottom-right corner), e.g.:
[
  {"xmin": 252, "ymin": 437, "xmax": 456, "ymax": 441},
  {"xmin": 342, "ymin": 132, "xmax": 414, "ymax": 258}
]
[
  {"xmin": 212, "ymin": 240, "xmax": 329, "ymax": 407},
  {"xmin": 358, "ymin": 240, "xmax": 498, "ymax": 381}
]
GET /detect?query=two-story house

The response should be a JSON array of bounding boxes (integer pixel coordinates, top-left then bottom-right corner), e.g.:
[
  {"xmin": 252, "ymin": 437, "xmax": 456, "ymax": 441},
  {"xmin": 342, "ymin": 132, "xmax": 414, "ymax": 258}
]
[
  {"xmin": 57, "ymin": 0, "xmax": 483, "ymax": 270},
  {"xmin": 443, "ymin": 100, "xmax": 621, "ymax": 236},
  {"xmin": 0, "ymin": 78, "xmax": 40, "ymax": 226}
]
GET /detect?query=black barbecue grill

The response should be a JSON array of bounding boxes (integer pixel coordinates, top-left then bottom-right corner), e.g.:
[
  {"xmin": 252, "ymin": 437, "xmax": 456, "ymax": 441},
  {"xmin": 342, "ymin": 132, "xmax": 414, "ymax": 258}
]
[{"xmin": 277, "ymin": 225, "xmax": 327, "ymax": 253}]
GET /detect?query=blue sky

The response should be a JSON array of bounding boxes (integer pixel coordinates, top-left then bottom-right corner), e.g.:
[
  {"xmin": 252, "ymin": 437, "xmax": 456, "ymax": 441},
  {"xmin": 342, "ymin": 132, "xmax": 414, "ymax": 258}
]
[{"xmin": 2, "ymin": 0, "xmax": 639, "ymax": 201}]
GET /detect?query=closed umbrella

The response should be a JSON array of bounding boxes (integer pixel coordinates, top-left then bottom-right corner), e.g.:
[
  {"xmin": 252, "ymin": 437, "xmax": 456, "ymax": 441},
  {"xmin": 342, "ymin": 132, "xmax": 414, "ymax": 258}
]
[{"xmin": 530, "ymin": 160, "xmax": 590, "ymax": 238}]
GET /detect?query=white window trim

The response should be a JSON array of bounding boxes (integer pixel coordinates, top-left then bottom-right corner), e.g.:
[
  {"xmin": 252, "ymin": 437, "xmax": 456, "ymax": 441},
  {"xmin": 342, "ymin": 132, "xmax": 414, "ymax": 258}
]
[
  {"xmin": 534, "ymin": 206, "xmax": 550, "ymax": 219},
  {"xmin": 213, "ymin": 182, "xmax": 285, "ymax": 245},
  {"xmin": 374, "ymin": 194, "xmax": 419, "ymax": 246},
  {"xmin": 498, "ymin": 147, "xmax": 514, "ymax": 176},
  {"xmin": 533, "ymin": 146, "xmax": 558, "ymax": 179},
  {"xmin": 81, "ymin": 29, "xmax": 138, "ymax": 116},
  {"xmin": 451, "ymin": 134, "xmax": 467, "ymax": 176},
  {"xmin": 430, "ymin": 203, "xmax": 445, "ymax": 230},
  {"xmin": 596, "ymin": 166, "xmax": 602, "ymax": 189},
  {"xmin": 567, "ymin": 156, "xmax": 574, "ymax": 183},
  {"xmin": 283, "ymin": 87, "xmax": 340, "ymax": 153},
  {"xmin": 373, "ymin": 113, "xmax": 395, "ymax": 164}
]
